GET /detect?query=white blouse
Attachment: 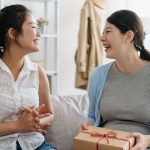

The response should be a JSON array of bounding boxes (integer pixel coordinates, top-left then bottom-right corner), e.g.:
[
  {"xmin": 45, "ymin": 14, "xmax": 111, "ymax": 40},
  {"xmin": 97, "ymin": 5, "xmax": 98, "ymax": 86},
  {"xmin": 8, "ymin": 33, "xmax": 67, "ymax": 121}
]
[{"xmin": 0, "ymin": 56, "xmax": 44, "ymax": 150}]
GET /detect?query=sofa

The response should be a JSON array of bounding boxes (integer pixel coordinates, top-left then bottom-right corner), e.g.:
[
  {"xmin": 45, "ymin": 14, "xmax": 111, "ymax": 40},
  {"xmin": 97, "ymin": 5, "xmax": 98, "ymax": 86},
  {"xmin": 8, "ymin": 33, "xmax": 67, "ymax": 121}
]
[{"xmin": 45, "ymin": 94, "xmax": 89, "ymax": 150}]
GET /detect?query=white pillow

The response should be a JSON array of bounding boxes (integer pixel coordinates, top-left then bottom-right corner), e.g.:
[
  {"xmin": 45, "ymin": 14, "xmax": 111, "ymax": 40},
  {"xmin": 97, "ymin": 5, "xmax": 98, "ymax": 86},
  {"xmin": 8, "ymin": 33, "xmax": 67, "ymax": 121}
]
[{"xmin": 45, "ymin": 94, "xmax": 89, "ymax": 150}]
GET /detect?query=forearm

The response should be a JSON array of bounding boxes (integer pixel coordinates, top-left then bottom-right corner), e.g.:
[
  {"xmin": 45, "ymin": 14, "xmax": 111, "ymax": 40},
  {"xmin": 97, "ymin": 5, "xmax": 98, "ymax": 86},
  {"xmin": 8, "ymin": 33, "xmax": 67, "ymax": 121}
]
[
  {"xmin": 40, "ymin": 114, "xmax": 54, "ymax": 129},
  {"xmin": 0, "ymin": 120, "xmax": 18, "ymax": 136}
]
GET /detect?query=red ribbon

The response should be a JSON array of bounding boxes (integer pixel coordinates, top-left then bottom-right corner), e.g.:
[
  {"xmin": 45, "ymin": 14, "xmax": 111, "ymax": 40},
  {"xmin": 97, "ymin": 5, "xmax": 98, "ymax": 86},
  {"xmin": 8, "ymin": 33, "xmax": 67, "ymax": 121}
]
[{"xmin": 82, "ymin": 130, "xmax": 131, "ymax": 150}]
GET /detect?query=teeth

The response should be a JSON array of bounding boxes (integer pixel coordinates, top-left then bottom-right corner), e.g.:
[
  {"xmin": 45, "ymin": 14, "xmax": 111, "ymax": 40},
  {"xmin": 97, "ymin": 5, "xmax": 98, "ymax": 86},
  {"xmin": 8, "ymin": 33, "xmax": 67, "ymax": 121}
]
[
  {"xmin": 34, "ymin": 39, "xmax": 39, "ymax": 41},
  {"xmin": 103, "ymin": 44, "xmax": 110, "ymax": 47},
  {"xmin": 104, "ymin": 46, "xmax": 110, "ymax": 48}
]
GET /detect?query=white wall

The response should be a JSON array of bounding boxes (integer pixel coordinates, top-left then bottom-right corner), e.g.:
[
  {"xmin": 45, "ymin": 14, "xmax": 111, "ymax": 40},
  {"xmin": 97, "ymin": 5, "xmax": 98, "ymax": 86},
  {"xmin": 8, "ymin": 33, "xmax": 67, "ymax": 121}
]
[
  {"xmin": 58, "ymin": 0, "xmax": 85, "ymax": 95},
  {"xmin": 58, "ymin": 0, "xmax": 150, "ymax": 95},
  {"xmin": 58, "ymin": 0, "xmax": 107, "ymax": 95}
]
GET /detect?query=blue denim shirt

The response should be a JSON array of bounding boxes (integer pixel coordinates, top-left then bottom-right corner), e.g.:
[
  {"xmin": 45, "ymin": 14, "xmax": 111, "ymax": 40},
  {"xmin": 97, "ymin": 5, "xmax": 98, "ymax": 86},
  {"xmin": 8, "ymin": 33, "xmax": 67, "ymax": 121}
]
[{"xmin": 87, "ymin": 62, "xmax": 113, "ymax": 126}]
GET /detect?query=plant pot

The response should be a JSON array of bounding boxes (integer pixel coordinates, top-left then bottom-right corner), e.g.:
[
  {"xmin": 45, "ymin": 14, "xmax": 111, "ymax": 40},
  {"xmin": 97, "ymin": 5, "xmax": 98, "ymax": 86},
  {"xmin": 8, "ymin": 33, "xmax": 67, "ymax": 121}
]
[{"xmin": 38, "ymin": 25, "xmax": 47, "ymax": 34}]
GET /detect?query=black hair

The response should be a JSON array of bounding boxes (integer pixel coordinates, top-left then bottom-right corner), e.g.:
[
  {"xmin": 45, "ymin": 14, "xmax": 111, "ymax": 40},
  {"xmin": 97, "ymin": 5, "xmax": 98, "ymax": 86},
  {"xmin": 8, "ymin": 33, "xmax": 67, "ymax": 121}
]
[
  {"xmin": 107, "ymin": 10, "xmax": 150, "ymax": 61},
  {"xmin": 0, "ymin": 4, "xmax": 31, "ymax": 57}
]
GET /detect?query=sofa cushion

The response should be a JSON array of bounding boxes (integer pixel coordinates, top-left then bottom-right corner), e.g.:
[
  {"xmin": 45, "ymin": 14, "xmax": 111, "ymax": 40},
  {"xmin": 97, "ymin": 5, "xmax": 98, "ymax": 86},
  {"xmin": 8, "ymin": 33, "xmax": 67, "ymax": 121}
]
[{"xmin": 45, "ymin": 94, "xmax": 89, "ymax": 150}]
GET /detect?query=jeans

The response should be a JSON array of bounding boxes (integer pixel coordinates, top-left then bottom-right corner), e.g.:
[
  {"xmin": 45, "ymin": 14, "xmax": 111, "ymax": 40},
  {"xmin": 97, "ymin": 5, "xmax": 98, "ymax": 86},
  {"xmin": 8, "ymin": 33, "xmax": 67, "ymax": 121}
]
[{"xmin": 16, "ymin": 141, "xmax": 57, "ymax": 150}]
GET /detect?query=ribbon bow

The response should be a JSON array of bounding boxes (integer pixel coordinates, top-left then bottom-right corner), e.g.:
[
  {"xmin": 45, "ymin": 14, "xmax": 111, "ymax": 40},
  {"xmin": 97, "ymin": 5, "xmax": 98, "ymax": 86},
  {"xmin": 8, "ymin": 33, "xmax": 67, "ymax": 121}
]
[
  {"xmin": 90, "ymin": 130, "xmax": 117, "ymax": 144},
  {"xmin": 82, "ymin": 129, "xmax": 131, "ymax": 150}
]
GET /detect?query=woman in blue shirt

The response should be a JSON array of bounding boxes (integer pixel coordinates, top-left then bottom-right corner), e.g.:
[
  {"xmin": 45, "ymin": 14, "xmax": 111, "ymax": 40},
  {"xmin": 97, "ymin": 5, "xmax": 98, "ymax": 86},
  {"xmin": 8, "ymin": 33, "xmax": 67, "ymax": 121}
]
[{"xmin": 82, "ymin": 10, "xmax": 150, "ymax": 150}]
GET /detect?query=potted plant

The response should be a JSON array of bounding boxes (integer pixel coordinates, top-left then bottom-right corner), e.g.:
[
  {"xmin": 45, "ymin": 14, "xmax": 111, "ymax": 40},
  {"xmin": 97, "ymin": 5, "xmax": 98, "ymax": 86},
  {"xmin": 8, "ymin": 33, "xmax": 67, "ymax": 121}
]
[{"xmin": 36, "ymin": 17, "xmax": 48, "ymax": 34}]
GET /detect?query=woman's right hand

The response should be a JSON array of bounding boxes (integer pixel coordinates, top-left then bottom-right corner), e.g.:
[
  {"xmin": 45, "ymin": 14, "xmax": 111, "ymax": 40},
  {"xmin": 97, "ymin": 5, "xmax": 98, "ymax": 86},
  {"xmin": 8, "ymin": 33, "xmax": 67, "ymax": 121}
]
[
  {"xmin": 80, "ymin": 121, "xmax": 93, "ymax": 131},
  {"xmin": 16, "ymin": 110, "xmax": 40, "ymax": 133},
  {"xmin": 16, "ymin": 107, "xmax": 49, "ymax": 133},
  {"xmin": 19, "ymin": 104, "xmax": 50, "ymax": 132}
]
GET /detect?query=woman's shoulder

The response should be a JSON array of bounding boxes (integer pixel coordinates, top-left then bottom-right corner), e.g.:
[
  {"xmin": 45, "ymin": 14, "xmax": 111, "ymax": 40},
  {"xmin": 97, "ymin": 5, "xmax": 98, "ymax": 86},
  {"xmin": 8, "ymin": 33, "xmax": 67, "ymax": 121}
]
[
  {"xmin": 88, "ymin": 62, "xmax": 114, "ymax": 85},
  {"xmin": 92, "ymin": 61, "xmax": 114, "ymax": 76},
  {"xmin": 24, "ymin": 56, "xmax": 38, "ymax": 71}
]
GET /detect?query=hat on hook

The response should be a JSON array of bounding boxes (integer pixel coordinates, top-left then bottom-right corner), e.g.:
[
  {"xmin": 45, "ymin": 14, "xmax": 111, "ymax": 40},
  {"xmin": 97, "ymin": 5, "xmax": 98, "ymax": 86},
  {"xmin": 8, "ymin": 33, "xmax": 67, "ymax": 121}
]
[{"xmin": 89, "ymin": 0, "xmax": 106, "ymax": 8}]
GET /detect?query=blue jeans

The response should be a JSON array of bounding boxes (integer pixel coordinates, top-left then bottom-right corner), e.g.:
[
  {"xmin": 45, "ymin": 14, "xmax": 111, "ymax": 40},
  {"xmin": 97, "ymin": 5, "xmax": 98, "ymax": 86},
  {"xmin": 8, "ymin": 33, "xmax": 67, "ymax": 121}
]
[{"xmin": 17, "ymin": 141, "xmax": 57, "ymax": 150}]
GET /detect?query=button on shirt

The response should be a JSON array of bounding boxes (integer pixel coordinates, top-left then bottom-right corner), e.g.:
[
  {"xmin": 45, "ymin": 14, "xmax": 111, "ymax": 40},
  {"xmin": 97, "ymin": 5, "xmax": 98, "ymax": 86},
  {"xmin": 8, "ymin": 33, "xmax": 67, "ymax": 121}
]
[{"xmin": 0, "ymin": 57, "xmax": 44, "ymax": 150}]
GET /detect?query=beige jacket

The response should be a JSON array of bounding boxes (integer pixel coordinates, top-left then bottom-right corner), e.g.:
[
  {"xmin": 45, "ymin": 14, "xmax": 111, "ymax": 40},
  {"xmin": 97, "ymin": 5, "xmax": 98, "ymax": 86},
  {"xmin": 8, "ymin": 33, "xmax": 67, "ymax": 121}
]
[{"xmin": 75, "ymin": 0, "xmax": 103, "ymax": 89}]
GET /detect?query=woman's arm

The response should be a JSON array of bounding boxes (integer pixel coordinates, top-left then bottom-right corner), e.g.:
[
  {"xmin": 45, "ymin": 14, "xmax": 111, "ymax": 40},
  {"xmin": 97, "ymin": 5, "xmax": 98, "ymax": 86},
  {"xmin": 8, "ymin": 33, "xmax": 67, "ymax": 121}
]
[
  {"xmin": 0, "ymin": 121, "xmax": 18, "ymax": 136},
  {"xmin": 87, "ymin": 70, "xmax": 98, "ymax": 125},
  {"xmin": 0, "ymin": 110, "xmax": 44, "ymax": 136},
  {"xmin": 38, "ymin": 65, "xmax": 54, "ymax": 128}
]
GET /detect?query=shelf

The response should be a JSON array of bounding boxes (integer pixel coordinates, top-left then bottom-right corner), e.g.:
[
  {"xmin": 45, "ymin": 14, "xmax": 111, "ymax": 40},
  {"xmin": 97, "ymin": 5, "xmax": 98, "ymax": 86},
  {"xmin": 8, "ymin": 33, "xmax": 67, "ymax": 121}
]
[
  {"xmin": 41, "ymin": 34, "xmax": 58, "ymax": 38},
  {"xmin": 46, "ymin": 70, "xmax": 57, "ymax": 94},
  {"xmin": 5, "ymin": 0, "xmax": 57, "ymax": 2},
  {"xmin": 46, "ymin": 70, "xmax": 57, "ymax": 76}
]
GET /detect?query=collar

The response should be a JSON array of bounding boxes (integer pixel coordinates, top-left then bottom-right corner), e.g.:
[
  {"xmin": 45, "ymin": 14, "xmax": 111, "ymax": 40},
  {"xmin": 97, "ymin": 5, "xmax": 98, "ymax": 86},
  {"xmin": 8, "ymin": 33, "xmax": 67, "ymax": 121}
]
[
  {"xmin": 0, "ymin": 56, "xmax": 37, "ymax": 73},
  {"xmin": 23, "ymin": 56, "xmax": 37, "ymax": 72}
]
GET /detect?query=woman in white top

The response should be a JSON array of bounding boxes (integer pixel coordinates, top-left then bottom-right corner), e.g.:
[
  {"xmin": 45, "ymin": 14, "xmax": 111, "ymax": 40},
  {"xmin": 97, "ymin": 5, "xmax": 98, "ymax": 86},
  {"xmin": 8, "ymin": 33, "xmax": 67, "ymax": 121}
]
[{"xmin": 0, "ymin": 4, "xmax": 56, "ymax": 150}]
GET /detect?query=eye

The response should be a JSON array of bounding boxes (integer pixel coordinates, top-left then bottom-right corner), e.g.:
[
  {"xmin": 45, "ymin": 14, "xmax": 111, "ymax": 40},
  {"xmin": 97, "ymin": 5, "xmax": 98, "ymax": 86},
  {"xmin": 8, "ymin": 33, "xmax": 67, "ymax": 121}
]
[
  {"xmin": 32, "ymin": 26, "xmax": 37, "ymax": 29},
  {"xmin": 105, "ymin": 30, "xmax": 111, "ymax": 33},
  {"xmin": 103, "ymin": 30, "xmax": 111, "ymax": 35}
]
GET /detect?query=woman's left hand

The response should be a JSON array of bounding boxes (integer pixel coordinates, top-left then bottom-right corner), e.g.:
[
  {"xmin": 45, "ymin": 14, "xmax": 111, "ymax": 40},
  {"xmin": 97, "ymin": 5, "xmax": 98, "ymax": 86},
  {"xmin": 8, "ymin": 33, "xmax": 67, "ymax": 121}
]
[
  {"xmin": 20, "ymin": 105, "xmax": 50, "ymax": 132},
  {"xmin": 129, "ymin": 132, "xmax": 149, "ymax": 150},
  {"xmin": 21, "ymin": 104, "xmax": 50, "ymax": 118}
]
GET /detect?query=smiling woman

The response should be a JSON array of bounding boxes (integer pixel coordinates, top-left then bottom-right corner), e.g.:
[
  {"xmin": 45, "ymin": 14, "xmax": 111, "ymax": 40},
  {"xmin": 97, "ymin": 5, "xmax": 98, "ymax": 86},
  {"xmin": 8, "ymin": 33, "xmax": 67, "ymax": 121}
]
[
  {"xmin": 81, "ymin": 10, "xmax": 150, "ymax": 150},
  {"xmin": 0, "ymin": 4, "xmax": 57, "ymax": 150}
]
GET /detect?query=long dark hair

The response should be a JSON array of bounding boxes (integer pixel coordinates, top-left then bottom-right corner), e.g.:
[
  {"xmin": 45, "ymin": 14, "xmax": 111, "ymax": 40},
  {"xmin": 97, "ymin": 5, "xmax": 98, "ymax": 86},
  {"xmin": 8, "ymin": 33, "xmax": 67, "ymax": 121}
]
[
  {"xmin": 107, "ymin": 10, "xmax": 150, "ymax": 61},
  {"xmin": 0, "ymin": 4, "xmax": 31, "ymax": 57}
]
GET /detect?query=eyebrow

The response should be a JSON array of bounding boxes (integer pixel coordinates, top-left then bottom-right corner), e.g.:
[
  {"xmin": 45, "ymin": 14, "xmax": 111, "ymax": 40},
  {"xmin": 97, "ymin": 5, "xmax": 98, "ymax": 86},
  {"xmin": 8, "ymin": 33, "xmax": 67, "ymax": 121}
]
[
  {"xmin": 105, "ymin": 27, "xmax": 112, "ymax": 30},
  {"xmin": 28, "ymin": 22, "xmax": 36, "ymax": 25}
]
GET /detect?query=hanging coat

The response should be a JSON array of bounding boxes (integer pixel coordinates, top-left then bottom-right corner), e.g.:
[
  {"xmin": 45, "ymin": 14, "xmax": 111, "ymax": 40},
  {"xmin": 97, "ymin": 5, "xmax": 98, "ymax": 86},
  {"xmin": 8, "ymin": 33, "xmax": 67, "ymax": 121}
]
[{"xmin": 75, "ymin": 0, "xmax": 104, "ymax": 89}]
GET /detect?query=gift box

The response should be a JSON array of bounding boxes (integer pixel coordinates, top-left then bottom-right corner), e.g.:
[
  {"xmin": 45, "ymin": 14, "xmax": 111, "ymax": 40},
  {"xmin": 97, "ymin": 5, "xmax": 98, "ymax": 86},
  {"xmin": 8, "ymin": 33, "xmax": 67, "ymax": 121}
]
[{"xmin": 74, "ymin": 126, "xmax": 135, "ymax": 150}]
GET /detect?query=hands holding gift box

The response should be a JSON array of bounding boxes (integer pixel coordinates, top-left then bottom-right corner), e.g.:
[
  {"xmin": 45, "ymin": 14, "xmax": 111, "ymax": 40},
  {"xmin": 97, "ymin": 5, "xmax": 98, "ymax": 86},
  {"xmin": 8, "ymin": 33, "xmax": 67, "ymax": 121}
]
[
  {"xmin": 75, "ymin": 126, "xmax": 135, "ymax": 150},
  {"xmin": 77, "ymin": 124, "xmax": 150, "ymax": 150}
]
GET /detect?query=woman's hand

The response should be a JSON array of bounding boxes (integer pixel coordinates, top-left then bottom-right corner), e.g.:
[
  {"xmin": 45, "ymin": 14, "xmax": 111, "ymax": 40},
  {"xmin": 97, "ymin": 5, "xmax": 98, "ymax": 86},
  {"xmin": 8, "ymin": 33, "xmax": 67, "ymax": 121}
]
[
  {"xmin": 21, "ymin": 104, "xmax": 50, "ymax": 120},
  {"xmin": 17, "ymin": 104, "xmax": 50, "ymax": 133},
  {"xmin": 80, "ymin": 121, "xmax": 93, "ymax": 131},
  {"xmin": 16, "ymin": 110, "xmax": 43, "ymax": 133},
  {"xmin": 129, "ymin": 132, "xmax": 150, "ymax": 150}
]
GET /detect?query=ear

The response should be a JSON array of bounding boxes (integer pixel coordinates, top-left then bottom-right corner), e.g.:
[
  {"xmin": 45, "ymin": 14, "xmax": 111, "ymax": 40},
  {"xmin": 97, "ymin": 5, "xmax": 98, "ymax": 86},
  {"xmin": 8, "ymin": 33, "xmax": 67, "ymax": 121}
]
[
  {"xmin": 125, "ymin": 30, "xmax": 134, "ymax": 43},
  {"xmin": 7, "ymin": 28, "xmax": 16, "ymax": 40}
]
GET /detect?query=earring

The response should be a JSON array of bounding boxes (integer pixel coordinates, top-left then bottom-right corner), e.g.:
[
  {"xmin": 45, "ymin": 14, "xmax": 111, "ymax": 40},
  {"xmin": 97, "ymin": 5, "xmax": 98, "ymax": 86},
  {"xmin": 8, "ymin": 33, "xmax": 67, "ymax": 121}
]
[{"xmin": 0, "ymin": 46, "xmax": 4, "ymax": 53}]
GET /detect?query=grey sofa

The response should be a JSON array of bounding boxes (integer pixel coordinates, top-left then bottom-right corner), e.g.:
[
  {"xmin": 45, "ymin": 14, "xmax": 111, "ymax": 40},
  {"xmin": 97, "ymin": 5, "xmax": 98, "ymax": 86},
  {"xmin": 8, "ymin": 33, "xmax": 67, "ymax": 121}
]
[{"xmin": 45, "ymin": 94, "xmax": 89, "ymax": 150}]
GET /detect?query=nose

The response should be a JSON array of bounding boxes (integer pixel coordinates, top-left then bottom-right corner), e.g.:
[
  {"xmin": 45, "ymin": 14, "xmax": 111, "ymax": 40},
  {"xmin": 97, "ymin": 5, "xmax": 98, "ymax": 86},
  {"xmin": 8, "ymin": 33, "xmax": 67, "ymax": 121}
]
[
  {"xmin": 101, "ymin": 33, "xmax": 106, "ymax": 42},
  {"xmin": 36, "ymin": 29, "xmax": 41, "ymax": 37}
]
